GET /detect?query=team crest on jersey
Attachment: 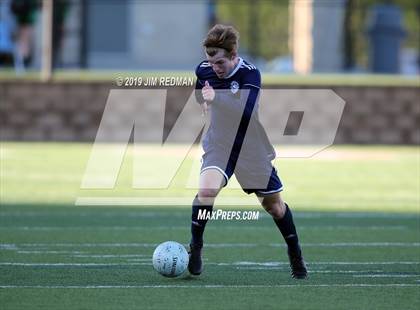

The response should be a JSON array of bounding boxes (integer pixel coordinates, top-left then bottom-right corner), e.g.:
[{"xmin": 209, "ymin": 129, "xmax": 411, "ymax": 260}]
[{"xmin": 230, "ymin": 81, "xmax": 239, "ymax": 94}]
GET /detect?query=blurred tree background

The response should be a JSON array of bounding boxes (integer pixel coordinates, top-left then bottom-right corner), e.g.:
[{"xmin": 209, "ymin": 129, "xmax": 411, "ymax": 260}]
[
  {"xmin": 216, "ymin": 0, "xmax": 420, "ymax": 70},
  {"xmin": 345, "ymin": 0, "xmax": 420, "ymax": 69},
  {"xmin": 217, "ymin": 0, "xmax": 290, "ymax": 60}
]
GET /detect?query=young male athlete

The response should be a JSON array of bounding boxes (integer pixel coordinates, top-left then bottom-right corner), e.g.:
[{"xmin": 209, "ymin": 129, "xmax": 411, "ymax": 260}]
[{"xmin": 188, "ymin": 24, "xmax": 307, "ymax": 279}]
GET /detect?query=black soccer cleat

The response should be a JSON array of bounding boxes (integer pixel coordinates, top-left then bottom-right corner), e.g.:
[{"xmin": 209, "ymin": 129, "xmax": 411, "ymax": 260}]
[
  {"xmin": 287, "ymin": 246, "xmax": 308, "ymax": 279},
  {"xmin": 188, "ymin": 244, "xmax": 203, "ymax": 275}
]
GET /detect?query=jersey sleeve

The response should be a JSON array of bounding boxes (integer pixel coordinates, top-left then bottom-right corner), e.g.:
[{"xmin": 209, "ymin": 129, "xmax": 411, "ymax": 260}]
[
  {"xmin": 242, "ymin": 68, "xmax": 261, "ymax": 90},
  {"xmin": 194, "ymin": 64, "xmax": 206, "ymax": 104}
]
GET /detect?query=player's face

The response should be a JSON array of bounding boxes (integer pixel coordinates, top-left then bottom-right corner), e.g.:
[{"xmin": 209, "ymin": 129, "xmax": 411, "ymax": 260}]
[{"xmin": 206, "ymin": 49, "xmax": 237, "ymax": 79}]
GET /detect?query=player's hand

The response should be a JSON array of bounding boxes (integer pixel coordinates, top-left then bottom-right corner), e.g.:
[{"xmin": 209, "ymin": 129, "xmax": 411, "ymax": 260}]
[{"xmin": 202, "ymin": 80, "xmax": 215, "ymax": 102}]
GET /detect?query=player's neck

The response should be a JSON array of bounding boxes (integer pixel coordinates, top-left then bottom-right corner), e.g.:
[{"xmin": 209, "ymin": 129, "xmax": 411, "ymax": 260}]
[
  {"xmin": 231, "ymin": 57, "xmax": 239, "ymax": 70},
  {"xmin": 233, "ymin": 56, "xmax": 239, "ymax": 66},
  {"xmin": 226, "ymin": 57, "xmax": 240, "ymax": 76}
]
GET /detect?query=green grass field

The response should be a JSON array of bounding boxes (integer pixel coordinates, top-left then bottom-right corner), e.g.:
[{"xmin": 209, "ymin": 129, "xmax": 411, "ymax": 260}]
[
  {"xmin": 0, "ymin": 143, "xmax": 419, "ymax": 309},
  {"xmin": 0, "ymin": 69, "xmax": 419, "ymax": 87}
]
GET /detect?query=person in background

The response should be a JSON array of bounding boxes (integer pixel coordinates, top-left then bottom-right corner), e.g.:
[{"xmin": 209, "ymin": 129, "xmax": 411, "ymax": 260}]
[{"xmin": 10, "ymin": 0, "xmax": 38, "ymax": 67}]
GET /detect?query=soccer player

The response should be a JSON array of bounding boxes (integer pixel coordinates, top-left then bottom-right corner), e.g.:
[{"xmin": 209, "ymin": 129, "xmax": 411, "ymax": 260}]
[{"xmin": 188, "ymin": 24, "xmax": 307, "ymax": 279}]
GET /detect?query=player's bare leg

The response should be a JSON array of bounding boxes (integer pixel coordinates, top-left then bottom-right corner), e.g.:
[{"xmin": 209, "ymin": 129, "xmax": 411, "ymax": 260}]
[
  {"xmin": 257, "ymin": 192, "xmax": 308, "ymax": 279},
  {"xmin": 257, "ymin": 192, "xmax": 287, "ymax": 219},
  {"xmin": 188, "ymin": 168, "xmax": 225, "ymax": 275},
  {"xmin": 197, "ymin": 168, "xmax": 225, "ymax": 205}
]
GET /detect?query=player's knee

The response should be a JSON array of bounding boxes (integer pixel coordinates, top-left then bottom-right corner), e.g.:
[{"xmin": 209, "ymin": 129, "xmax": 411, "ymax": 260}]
[
  {"xmin": 265, "ymin": 202, "xmax": 286, "ymax": 219},
  {"xmin": 198, "ymin": 188, "xmax": 219, "ymax": 201}
]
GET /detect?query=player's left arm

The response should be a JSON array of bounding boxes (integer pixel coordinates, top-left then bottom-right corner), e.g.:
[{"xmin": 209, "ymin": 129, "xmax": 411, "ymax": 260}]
[{"xmin": 194, "ymin": 66, "xmax": 206, "ymax": 104}]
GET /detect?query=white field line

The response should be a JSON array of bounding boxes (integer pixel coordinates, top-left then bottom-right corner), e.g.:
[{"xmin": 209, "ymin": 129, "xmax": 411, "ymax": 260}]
[
  {"xmin": 228, "ymin": 261, "xmax": 420, "ymax": 266},
  {"xmin": 235, "ymin": 267, "xmax": 420, "ymax": 278},
  {"xmin": 352, "ymin": 274, "xmax": 420, "ymax": 278},
  {"xmin": 274, "ymin": 242, "xmax": 420, "ymax": 247},
  {"xmin": 1, "ymin": 242, "xmax": 419, "ymax": 249},
  {"xmin": 1, "ymin": 261, "xmax": 419, "ymax": 267},
  {"xmin": 0, "ymin": 244, "xmax": 18, "ymax": 250},
  {"xmin": 16, "ymin": 250, "xmax": 86, "ymax": 254},
  {"xmin": 0, "ymin": 243, "xmax": 254, "ymax": 248},
  {"xmin": 12, "ymin": 252, "xmax": 149, "ymax": 259},
  {"xmin": 234, "ymin": 268, "xmax": 388, "ymax": 273},
  {"xmin": 0, "ymin": 284, "xmax": 419, "ymax": 289},
  {"xmin": 0, "ymin": 263, "xmax": 146, "ymax": 266},
  {"xmin": 0, "ymin": 225, "xmax": 409, "ymax": 231},
  {"xmin": 72, "ymin": 254, "xmax": 149, "ymax": 258}
]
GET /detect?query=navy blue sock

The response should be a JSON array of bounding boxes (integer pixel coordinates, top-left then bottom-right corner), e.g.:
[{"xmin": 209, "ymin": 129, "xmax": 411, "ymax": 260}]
[
  {"xmin": 273, "ymin": 204, "xmax": 300, "ymax": 251},
  {"xmin": 190, "ymin": 195, "xmax": 213, "ymax": 247}
]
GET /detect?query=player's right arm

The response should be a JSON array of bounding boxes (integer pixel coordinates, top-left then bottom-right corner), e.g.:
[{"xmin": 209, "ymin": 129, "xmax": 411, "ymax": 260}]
[{"xmin": 195, "ymin": 63, "xmax": 209, "ymax": 115}]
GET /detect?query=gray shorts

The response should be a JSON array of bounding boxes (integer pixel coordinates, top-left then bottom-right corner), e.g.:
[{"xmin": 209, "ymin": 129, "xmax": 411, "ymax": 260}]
[{"xmin": 200, "ymin": 146, "xmax": 283, "ymax": 195}]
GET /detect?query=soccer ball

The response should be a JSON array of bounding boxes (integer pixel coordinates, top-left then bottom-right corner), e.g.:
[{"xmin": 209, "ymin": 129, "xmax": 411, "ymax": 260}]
[{"xmin": 152, "ymin": 241, "xmax": 189, "ymax": 277}]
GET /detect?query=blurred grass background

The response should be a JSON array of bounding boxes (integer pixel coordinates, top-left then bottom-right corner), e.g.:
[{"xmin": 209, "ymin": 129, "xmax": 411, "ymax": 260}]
[
  {"xmin": 1, "ymin": 143, "xmax": 418, "ymax": 213},
  {"xmin": 0, "ymin": 70, "xmax": 419, "ymax": 87}
]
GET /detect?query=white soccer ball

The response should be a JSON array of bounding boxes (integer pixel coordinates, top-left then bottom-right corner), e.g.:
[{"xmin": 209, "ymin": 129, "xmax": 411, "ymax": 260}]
[{"xmin": 152, "ymin": 241, "xmax": 189, "ymax": 277}]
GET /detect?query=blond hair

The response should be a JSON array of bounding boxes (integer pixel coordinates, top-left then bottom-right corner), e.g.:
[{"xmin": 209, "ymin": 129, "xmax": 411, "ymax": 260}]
[{"xmin": 203, "ymin": 24, "xmax": 239, "ymax": 57}]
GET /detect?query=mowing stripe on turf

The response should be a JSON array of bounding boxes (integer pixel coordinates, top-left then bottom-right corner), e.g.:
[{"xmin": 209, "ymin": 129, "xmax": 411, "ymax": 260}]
[
  {"xmin": 0, "ymin": 211, "xmax": 417, "ymax": 219},
  {"xmin": 75, "ymin": 197, "xmax": 261, "ymax": 206},
  {"xmin": 0, "ymin": 284, "xmax": 419, "ymax": 289},
  {"xmin": 0, "ymin": 225, "xmax": 409, "ymax": 231},
  {"xmin": 0, "ymin": 211, "xmax": 188, "ymax": 218},
  {"xmin": 73, "ymin": 197, "xmax": 420, "ymax": 208}
]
